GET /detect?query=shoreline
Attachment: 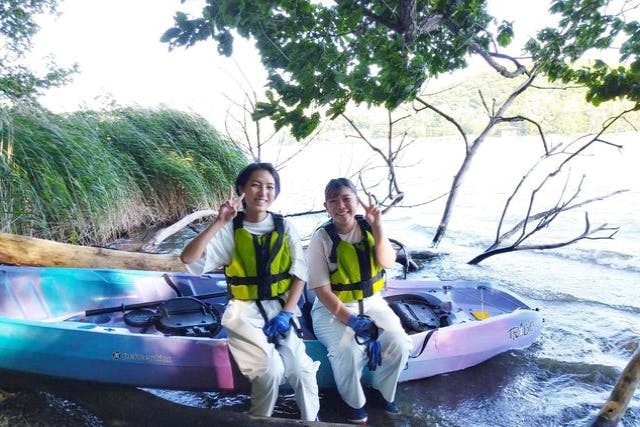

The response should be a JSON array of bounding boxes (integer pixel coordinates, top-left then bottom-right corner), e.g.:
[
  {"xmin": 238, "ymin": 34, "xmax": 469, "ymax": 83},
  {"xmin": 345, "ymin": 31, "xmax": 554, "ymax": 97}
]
[{"xmin": 0, "ymin": 370, "xmax": 345, "ymax": 426}]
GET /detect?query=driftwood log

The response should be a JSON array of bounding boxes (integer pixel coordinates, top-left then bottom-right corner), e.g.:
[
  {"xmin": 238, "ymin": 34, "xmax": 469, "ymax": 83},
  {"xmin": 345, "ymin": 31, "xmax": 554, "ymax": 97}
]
[
  {"xmin": 141, "ymin": 209, "xmax": 216, "ymax": 251},
  {"xmin": 0, "ymin": 207, "xmax": 418, "ymax": 274},
  {"xmin": 592, "ymin": 346, "xmax": 640, "ymax": 426},
  {"xmin": 0, "ymin": 232, "xmax": 185, "ymax": 272}
]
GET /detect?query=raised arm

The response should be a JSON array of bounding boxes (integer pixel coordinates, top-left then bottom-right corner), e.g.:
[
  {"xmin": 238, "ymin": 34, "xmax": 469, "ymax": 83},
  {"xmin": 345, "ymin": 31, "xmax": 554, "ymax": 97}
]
[
  {"xmin": 180, "ymin": 186, "xmax": 244, "ymax": 264},
  {"xmin": 359, "ymin": 193, "xmax": 395, "ymax": 268}
]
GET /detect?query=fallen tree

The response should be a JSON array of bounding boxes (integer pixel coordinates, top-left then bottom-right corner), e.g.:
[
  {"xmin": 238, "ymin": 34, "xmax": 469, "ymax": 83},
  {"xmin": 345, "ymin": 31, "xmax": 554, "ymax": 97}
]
[
  {"xmin": 0, "ymin": 232, "xmax": 185, "ymax": 272},
  {"xmin": 592, "ymin": 345, "xmax": 640, "ymax": 426}
]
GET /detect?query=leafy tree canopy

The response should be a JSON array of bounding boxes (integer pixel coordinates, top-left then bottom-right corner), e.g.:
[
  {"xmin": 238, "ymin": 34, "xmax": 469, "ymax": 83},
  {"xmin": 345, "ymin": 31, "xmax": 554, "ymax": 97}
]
[
  {"xmin": 528, "ymin": 0, "xmax": 640, "ymax": 107},
  {"xmin": 162, "ymin": 0, "xmax": 639, "ymax": 139},
  {"xmin": 162, "ymin": 0, "xmax": 510, "ymax": 139},
  {"xmin": 0, "ymin": 0, "xmax": 77, "ymax": 102}
]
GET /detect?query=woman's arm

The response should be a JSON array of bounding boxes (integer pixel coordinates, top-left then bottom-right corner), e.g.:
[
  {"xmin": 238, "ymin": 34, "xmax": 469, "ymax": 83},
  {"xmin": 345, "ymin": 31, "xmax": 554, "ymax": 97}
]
[
  {"xmin": 369, "ymin": 221, "xmax": 396, "ymax": 269},
  {"xmin": 315, "ymin": 285, "xmax": 353, "ymax": 324},
  {"xmin": 282, "ymin": 276, "xmax": 305, "ymax": 313},
  {"xmin": 180, "ymin": 186, "xmax": 244, "ymax": 264},
  {"xmin": 180, "ymin": 218, "xmax": 226, "ymax": 264}
]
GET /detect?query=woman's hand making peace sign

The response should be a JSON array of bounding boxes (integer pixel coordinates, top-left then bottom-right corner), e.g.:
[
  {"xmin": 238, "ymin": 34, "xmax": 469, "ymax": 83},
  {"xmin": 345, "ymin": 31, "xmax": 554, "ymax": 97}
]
[
  {"xmin": 217, "ymin": 185, "xmax": 245, "ymax": 224},
  {"xmin": 359, "ymin": 193, "xmax": 382, "ymax": 228}
]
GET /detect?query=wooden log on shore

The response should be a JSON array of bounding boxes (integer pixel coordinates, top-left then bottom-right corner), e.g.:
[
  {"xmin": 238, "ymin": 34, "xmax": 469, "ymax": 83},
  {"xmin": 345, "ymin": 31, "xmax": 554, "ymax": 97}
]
[
  {"xmin": 0, "ymin": 232, "xmax": 185, "ymax": 272},
  {"xmin": 592, "ymin": 346, "xmax": 640, "ymax": 426}
]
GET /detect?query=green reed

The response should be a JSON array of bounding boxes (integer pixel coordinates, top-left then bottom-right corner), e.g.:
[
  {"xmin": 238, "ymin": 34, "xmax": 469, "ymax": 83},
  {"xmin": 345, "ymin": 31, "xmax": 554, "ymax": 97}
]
[{"xmin": 0, "ymin": 104, "xmax": 246, "ymax": 245}]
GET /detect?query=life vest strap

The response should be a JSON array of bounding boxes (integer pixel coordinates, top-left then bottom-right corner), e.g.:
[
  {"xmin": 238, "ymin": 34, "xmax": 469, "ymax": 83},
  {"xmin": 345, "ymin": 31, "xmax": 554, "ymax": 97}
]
[
  {"xmin": 226, "ymin": 272, "xmax": 291, "ymax": 286},
  {"xmin": 324, "ymin": 215, "xmax": 370, "ymax": 263},
  {"xmin": 330, "ymin": 270, "xmax": 384, "ymax": 294}
]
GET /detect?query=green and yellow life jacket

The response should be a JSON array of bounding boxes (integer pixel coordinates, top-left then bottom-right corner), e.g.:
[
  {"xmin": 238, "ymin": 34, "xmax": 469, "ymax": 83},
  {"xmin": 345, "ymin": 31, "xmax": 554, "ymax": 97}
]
[
  {"xmin": 324, "ymin": 215, "xmax": 385, "ymax": 303},
  {"xmin": 225, "ymin": 212, "xmax": 292, "ymax": 301}
]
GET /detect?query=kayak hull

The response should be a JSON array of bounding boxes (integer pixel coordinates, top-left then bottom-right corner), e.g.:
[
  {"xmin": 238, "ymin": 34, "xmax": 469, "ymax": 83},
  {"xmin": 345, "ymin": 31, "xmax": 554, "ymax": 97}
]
[{"xmin": 0, "ymin": 266, "xmax": 542, "ymax": 391}]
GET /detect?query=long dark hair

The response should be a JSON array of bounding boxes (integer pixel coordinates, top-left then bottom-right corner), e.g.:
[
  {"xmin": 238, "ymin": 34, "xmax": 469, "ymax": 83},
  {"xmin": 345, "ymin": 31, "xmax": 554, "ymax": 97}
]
[
  {"xmin": 324, "ymin": 177, "xmax": 357, "ymax": 200},
  {"xmin": 235, "ymin": 162, "xmax": 281, "ymax": 197}
]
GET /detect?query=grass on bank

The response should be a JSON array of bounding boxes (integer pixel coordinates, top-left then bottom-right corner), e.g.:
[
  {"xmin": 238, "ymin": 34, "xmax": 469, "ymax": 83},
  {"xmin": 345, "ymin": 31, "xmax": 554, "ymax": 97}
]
[{"xmin": 0, "ymin": 105, "xmax": 247, "ymax": 245}]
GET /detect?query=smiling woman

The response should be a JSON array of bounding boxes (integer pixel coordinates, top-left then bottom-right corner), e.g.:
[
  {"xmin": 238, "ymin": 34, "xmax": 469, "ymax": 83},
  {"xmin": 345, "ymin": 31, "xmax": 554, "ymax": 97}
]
[{"xmin": 179, "ymin": 162, "xmax": 321, "ymax": 422}]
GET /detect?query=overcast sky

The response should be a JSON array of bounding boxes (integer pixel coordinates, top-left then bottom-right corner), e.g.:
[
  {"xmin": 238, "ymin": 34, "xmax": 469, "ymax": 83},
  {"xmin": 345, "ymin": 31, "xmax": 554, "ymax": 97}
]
[{"xmin": 31, "ymin": 0, "xmax": 551, "ymax": 130}]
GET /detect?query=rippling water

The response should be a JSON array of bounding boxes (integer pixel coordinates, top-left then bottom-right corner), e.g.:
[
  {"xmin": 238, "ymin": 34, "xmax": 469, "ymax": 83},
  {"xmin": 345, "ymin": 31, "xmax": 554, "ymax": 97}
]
[
  {"xmin": 1, "ymin": 135, "xmax": 639, "ymax": 426},
  {"xmin": 140, "ymin": 218, "xmax": 640, "ymax": 426},
  {"xmin": 139, "ymin": 133, "xmax": 640, "ymax": 426}
]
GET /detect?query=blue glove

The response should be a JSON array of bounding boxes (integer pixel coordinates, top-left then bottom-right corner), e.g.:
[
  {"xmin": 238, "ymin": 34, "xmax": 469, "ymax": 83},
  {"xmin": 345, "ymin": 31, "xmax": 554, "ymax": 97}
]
[
  {"xmin": 263, "ymin": 311, "xmax": 294, "ymax": 339},
  {"xmin": 347, "ymin": 314, "xmax": 380, "ymax": 344},
  {"xmin": 347, "ymin": 314, "xmax": 373, "ymax": 341},
  {"xmin": 366, "ymin": 340, "xmax": 382, "ymax": 371}
]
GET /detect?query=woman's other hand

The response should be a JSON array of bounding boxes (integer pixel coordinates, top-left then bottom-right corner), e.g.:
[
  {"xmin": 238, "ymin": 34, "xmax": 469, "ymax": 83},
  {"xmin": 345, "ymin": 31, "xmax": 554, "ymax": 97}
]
[{"xmin": 359, "ymin": 192, "xmax": 381, "ymax": 228}]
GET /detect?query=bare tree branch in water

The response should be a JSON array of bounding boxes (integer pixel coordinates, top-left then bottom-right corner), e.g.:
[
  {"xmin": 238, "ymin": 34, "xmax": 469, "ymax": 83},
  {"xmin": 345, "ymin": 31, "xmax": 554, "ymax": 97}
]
[
  {"xmin": 417, "ymin": 68, "xmax": 541, "ymax": 248},
  {"xmin": 140, "ymin": 210, "xmax": 216, "ymax": 252},
  {"xmin": 468, "ymin": 212, "xmax": 618, "ymax": 264},
  {"xmin": 340, "ymin": 109, "xmax": 421, "ymax": 211},
  {"xmin": 487, "ymin": 189, "xmax": 627, "ymax": 253},
  {"xmin": 467, "ymin": 109, "xmax": 634, "ymax": 265}
]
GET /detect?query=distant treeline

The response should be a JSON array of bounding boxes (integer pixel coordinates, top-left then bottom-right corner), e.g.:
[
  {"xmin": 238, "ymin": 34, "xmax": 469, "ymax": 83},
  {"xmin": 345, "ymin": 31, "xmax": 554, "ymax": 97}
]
[
  {"xmin": 323, "ymin": 70, "xmax": 640, "ymax": 139},
  {"xmin": 0, "ymin": 105, "xmax": 246, "ymax": 245}
]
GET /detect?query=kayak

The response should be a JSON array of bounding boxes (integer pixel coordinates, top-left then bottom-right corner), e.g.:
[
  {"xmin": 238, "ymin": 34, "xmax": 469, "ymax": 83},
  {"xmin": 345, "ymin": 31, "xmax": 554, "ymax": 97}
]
[{"xmin": 0, "ymin": 265, "xmax": 542, "ymax": 391}]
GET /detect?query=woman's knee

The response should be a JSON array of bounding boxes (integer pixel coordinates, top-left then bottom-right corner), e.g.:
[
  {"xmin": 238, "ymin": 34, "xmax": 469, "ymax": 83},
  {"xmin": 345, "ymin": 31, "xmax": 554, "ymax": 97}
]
[
  {"xmin": 255, "ymin": 360, "xmax": 285, "ymax": 386},
  {"xmin": 286, "ymin": 359, "xmax": 320, "ymax": 388},
  {"xmin": 382, "ymin": 330, "xmax": 412, "ymax": 356}
]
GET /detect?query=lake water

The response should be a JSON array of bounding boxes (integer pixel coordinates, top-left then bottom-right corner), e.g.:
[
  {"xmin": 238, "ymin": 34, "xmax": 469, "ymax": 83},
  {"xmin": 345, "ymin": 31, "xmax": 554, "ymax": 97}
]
[{"xmin": 1, "ymin": 134, "xmax": 639, "ymax": 426}]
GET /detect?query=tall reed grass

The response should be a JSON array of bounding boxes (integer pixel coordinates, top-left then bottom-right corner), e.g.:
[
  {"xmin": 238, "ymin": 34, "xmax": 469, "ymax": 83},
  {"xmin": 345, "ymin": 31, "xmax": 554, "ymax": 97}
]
[{"xmin": 0, "ymin": 104, "xmax": 246, "ymax": 245}]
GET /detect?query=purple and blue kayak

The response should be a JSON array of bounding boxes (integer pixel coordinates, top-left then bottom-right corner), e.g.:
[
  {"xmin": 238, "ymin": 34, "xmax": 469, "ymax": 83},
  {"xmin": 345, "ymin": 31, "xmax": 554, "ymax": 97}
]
[{"xmin": 0, "ymin": 266, "xmax": 542, "ymax": 390}]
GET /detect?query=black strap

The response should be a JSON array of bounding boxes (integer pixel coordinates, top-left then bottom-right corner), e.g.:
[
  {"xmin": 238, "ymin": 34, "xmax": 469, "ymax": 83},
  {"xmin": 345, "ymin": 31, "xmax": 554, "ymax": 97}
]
[
  {"xmin": 255, "ymin": 299, "xmax": 270, "ymax": 325},
  {"xmin": 162, "ymin": 274, "xmax": 182, "ymax": 296},
  {"xmin": 232, "ymin": 211, "xmax": 245, "ymax": 230},
  {"xmin": 409, "ymin": 328, "xmax": 437, "ymax": 359},
  {"xmin": 323, "ymin": 221, "xmax": 342, "ymax": 264},
  {"xmin": 329, "ymin": 270, "xmax": 384, "ymax": 293},
  {"xmin": 226, "ymin": 272, "xmax": 291, "ymax": 285}
]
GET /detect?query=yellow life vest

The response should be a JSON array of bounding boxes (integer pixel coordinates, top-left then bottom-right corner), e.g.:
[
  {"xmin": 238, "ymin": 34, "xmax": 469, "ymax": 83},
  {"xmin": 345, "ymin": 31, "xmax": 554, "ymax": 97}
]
[
  {"xmin": 324, "ymin": 215, "xmax": 385, "ymax": 303},
  {"xmin": 225, "ymin": 212, "xmax": 292, "ymax": 300}
]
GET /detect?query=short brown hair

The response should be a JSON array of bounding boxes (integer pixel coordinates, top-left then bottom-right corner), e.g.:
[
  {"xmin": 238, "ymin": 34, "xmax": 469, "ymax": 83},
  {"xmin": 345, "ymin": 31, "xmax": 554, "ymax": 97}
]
[{"xmin": 324, "ymin": 177, "xmax": 357, "ymax": 200}]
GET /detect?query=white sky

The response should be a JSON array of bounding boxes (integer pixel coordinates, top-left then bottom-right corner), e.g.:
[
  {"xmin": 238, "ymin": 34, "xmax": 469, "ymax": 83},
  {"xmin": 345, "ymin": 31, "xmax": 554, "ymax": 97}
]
[{"xmin": 31, "ymin": 0, "xmax": 551, "ymax": 130}]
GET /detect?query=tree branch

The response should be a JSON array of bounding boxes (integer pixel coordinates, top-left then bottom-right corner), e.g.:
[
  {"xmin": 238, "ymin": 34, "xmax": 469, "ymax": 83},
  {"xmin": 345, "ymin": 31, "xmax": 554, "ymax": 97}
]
[
  {"xmin": 414, "ymin": 96, "xmax": 469, "ymax": 150},
  {"xmin": 468, "ymin": 40, "xmax": 527, "ymax": 78},
  {"xmin": 469, "ymin": 212, "xmax": 619, "ymax": 264}
]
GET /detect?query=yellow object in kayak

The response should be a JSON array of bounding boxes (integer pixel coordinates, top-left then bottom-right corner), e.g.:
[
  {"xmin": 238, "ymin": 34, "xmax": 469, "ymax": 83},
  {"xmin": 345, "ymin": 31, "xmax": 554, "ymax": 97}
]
[{"xmin": 471, "ymin": 311, "xmax": 490, "ymax": 320}]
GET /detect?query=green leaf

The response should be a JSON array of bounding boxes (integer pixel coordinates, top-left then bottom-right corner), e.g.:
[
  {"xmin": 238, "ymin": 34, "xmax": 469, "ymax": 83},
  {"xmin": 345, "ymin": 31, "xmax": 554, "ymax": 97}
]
[{"xmin": 497, "ymin": 21, "xmax": 514, "ymax": 47}]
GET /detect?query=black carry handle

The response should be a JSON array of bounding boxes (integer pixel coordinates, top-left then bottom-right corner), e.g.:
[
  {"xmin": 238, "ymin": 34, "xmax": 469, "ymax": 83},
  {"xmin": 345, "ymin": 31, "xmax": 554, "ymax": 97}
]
[{"xmin": 85, "ymin": 290, "xmax": 228, "ymax": 317}]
